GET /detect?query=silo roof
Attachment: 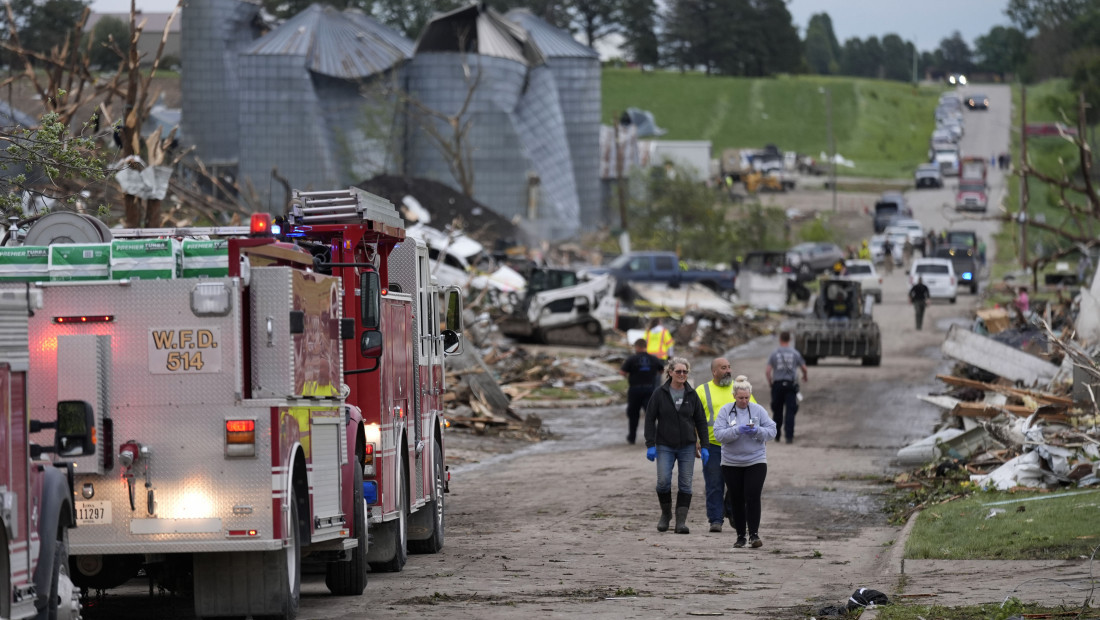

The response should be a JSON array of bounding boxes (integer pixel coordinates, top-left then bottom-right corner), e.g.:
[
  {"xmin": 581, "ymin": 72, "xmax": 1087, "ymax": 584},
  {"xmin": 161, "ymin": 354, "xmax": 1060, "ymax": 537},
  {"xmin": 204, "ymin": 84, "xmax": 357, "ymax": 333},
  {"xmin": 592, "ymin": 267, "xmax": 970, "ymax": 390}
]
[
  {"xmin": 415, "ymin": 3, "xmax": 544, "ymax": 66},
  {"xmin": 244, "ymin": 4, "xmax": 413, "ymax": 78},
  {"xmin": 505, "ymin": 9, "xmax": 597, "ymax": 59}
]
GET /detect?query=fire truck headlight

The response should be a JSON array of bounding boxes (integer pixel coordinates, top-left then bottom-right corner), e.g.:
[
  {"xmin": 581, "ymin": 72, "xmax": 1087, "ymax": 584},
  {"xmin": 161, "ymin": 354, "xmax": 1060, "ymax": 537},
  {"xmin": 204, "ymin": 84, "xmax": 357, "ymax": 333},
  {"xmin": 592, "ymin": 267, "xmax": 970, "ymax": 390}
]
[
  {"xmin": 362, "ymin": 481, "xmax": 378, "ymax": 505},
  {"xmin": 191, "ymin": 282, "xmax": 232, "ymax": 317}
]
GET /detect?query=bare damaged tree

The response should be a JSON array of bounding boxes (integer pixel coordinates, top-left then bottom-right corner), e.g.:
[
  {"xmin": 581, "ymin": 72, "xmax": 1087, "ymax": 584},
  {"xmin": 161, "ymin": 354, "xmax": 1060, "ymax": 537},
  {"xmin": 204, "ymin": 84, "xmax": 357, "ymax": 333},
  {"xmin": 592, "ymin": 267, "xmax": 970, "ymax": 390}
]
[
  {"xmin": 1006, "ymin": 91, "xmax": 1099, "ymax": 288},
  {"xmin": 402, "ymin": 60, "xmax": 481, "ymax": 198}
]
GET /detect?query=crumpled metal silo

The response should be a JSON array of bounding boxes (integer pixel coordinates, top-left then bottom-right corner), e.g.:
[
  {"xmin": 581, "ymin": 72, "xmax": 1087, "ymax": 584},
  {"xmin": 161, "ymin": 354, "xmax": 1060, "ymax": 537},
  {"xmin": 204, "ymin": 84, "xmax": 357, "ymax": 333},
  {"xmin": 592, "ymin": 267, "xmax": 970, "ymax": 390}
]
[
  {"xmin": 181, "ymin": 0, "xmax": 264, "ymax": 165},
  {"xmin": 237, "ymin": 5, "xmax": 413, "ymax": 211},
  {"xmin": 405, "ymin": 3, "xmax": 581, "ymax": 240},
  {"xmin": 506, "ymin": 9, "xmax": 601, "ymax": 231}
]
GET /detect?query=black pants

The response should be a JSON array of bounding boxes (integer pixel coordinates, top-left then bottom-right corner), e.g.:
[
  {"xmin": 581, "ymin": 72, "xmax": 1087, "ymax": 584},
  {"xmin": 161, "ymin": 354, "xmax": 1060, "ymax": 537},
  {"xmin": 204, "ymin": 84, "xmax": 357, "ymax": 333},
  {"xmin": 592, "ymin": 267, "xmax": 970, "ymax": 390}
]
[
  {"xmin": 914, "ymin": 301, "xmax": 927, "ymax": 330},
  {"xmin": 625, "ymin": 385, "xmax": 655, "ymax": 443},
  {"xmin": 723, "ymin": 463, "xmax": 767, "ymax": 536},
  {"xmin": 770, "ymin": 381, "xmax": 799, "ymax": 441}
]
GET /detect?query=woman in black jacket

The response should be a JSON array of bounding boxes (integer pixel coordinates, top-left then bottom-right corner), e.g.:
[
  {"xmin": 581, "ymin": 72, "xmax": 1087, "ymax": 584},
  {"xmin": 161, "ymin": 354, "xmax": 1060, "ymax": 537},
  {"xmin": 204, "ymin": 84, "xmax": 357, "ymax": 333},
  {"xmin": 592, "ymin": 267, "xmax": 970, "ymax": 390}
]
[{"xmin": 643, "ymin": 357, "xmax": 710, "ymax": 534}]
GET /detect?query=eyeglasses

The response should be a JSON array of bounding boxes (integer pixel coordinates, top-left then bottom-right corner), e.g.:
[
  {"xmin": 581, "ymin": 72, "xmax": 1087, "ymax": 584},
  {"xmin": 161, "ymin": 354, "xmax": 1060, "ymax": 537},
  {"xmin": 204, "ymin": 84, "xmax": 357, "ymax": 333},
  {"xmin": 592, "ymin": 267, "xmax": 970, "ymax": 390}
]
[{"xmin": 672, "ymin": 370, "xmax": 688, "ymax": 375}]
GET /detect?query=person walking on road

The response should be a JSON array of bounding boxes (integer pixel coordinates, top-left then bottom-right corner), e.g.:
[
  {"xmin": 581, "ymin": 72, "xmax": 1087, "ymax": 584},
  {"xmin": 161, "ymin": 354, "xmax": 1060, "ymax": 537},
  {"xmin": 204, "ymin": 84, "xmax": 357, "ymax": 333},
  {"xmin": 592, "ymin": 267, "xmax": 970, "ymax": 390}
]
[
  {"xmin": 765, "ymin": 331, "xmax": 808, "ymax": 444},
  {"xmin": 908, "ymin": 276, "xmax": 931, "ymax": 330},
  {"xmin": 902, "ymin": 238, "xmax": 914, "ymax": 270},
  {"xmin": 645, "ymin": 358, "xmax": 709, "ymax": 534},
  {"xmin": 881, "ymin": 237, "xmax": 894, "ymax": 274},
  {"xmin": 713, "ymin": 378, "xmax": 776, "ymax": 549},
  {"xmin": 619, "ymin": 338, "xmax": 664, "ymax": 445},
  {"xmin": 696, "ymin": 358, "xmax": 735, "ymax": 532}
]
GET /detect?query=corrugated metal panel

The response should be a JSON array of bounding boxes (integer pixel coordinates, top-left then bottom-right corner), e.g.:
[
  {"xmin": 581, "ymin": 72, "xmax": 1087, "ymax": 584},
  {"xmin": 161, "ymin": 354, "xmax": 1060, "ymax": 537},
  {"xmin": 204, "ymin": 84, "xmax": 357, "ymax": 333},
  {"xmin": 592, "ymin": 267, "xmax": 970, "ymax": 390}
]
[
  {"xmin": 244, "ymin": 5, "xmax": 412, "ymax": 78},
  {"xmin": 506, "ymin": 9, "xmax": 598, "ymax": 59}
]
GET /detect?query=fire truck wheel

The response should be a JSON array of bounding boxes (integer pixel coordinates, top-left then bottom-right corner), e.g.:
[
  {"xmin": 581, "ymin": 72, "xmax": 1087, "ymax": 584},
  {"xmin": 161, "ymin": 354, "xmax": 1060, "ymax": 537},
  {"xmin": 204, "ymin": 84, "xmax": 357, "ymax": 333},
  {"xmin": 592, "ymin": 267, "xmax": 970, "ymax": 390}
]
[
  {"xmin": 368, "ymin": 464, "xmax": 408, "ymax": 573},
  {"xmin": 0, "ymin": 528, "xmax": 9, "ymax": 618},
  {"xmin": 409, "ymin": 442, "xmax": 445, "ymax": 554},
  {"xmin": 39, "ymin": 525, "xmax": 68, "ymax": 620},
  {"xmin": 255, "ymin": 489, "xmax": 301, "ymax": 620},
  {"xmin": 324, "ymin": 462, "xmax": 368, "ymax": 595}
]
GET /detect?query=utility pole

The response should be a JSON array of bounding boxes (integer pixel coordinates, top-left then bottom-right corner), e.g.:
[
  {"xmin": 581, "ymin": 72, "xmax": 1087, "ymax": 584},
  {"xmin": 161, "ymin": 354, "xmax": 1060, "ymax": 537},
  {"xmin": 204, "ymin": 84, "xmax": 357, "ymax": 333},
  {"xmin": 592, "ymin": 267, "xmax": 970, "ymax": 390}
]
[
  {"xmin": 1019, "ymin": 85, "xmax": 1029, "ymax": 271},
  {"xmin": 824, "ymin": 88, "xmax": 837, "ymax": 212},
  {"xmin": 614, "ymin": 112, "xmax": 628, "ymax": 230},
  {"xmin": 911, "ymin": 38, "xmax": 918, "ymax": 85}
]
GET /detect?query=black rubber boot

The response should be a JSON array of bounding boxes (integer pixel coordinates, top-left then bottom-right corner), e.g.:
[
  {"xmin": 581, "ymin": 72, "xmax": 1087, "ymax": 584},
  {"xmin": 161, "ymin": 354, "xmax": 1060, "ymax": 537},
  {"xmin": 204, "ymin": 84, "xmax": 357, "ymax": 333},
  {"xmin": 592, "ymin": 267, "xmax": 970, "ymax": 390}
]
[
  {"xmin": 657, "ymin": 491, "xmax": 672, "ymax": 532},
  {"xmin": 674, "ymin": 492, "xmax": 692, "ymax": 534}
]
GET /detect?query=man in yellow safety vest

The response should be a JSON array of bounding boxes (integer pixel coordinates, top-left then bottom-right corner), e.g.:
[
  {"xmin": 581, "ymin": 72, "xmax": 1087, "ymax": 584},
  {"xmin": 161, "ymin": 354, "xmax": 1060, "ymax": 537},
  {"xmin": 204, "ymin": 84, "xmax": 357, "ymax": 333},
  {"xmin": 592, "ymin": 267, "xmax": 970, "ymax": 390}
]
[{"xmin": 644, "ymin": 318, "xmax": 674, "ymax": 361}]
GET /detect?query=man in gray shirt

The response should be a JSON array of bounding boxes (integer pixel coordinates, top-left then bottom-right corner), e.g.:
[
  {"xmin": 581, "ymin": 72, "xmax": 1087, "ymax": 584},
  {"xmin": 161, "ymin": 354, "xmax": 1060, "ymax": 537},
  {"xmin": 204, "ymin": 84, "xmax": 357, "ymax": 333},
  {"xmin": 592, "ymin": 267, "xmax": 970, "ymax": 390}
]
[{"xmin": 765, "ymin": 330, "xmax": 808, "ymax": 444}]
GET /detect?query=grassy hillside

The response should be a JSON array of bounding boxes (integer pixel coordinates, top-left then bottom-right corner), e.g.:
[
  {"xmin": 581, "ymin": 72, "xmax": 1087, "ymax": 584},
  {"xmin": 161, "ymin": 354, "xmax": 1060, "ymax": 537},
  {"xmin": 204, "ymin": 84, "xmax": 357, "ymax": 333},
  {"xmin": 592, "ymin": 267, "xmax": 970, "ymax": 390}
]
[{"xmin": 602, "ymin": 68, "xmax": 946, "ymax": 178}]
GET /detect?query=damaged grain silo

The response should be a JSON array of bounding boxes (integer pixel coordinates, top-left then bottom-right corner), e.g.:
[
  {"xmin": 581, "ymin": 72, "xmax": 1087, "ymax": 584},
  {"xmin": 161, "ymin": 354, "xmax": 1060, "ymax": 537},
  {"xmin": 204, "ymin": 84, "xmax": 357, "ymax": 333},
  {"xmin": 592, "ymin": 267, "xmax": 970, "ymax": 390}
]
[{"xmin": 404, "ymin": 3, "xmax": 586, "ymax": 240}]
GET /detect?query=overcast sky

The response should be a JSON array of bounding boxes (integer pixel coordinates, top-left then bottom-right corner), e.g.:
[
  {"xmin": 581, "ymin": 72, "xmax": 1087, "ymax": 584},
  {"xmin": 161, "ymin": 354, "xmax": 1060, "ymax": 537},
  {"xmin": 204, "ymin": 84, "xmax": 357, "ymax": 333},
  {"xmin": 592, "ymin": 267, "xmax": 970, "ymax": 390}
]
[{"xmin": 92, "ymin": 0, "xmax": 1014, "ymax": 53}]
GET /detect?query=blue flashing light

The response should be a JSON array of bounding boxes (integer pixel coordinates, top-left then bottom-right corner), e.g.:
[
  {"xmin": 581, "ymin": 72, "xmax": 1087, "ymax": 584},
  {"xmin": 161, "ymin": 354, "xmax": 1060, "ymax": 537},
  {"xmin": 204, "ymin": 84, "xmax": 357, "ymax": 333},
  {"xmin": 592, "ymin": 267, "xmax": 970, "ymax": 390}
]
[
  {"xmin": 271, "ymin": 223, "xmax": 282, "ymax": 236},
  {"xmin": 362, "ymin": 481, "xmax": 378, "ymax": 505},
  {"xmin": 962, "ymin": 272, "xmax": 973, "ymax": 280}
]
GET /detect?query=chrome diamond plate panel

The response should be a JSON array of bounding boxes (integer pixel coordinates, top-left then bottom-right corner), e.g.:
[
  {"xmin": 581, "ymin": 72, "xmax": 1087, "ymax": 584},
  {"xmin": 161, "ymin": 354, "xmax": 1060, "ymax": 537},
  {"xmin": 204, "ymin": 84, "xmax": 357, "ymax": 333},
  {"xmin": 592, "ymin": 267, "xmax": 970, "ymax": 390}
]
[
  {"xmin": 249, "ymin": 268, "xmax": 294, "ymax": 399},
  {"xmin": 22, "ymin": 278, "xmax": 286, "ymax": 554}
]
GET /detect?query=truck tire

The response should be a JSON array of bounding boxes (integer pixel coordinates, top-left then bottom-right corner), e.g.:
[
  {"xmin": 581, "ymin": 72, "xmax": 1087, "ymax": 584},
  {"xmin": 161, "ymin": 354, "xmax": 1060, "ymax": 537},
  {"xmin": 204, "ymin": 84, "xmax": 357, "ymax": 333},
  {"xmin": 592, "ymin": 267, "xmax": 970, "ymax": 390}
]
[
  {"xmin": 875, "ymin": 293, "xmax": 882, "ymax": 303},
  {"xmin": 324, "ymin": 462, "xmax": 368, "ymax": 595},
  {"xmin": 804, "ymin": 356, "xmax": 818, "ymax": 366},
  {"xmin": 861, "ymin": 355, "xmax": 881, "ymax": 367},
  {"xmin": 970, "ymin": 283, "xmax": 978, "ymax": 294},
  {"xmin": 409, "ymin": 442, "xmax": 445, "ymax": 554},
  {"xmin": 255, "ymin": 489, "xmax": 301, "ymax": 620},
  {"xmin": 368, "ymin": 465, "xmax": 408, "ymax": 573},
  {"xmin": 0, "ymin": 529, "xmax": 8, "ymax": 620},
  {"xmin": 950, "ymin": 297, "xmax": 957, "ymax": 304}
]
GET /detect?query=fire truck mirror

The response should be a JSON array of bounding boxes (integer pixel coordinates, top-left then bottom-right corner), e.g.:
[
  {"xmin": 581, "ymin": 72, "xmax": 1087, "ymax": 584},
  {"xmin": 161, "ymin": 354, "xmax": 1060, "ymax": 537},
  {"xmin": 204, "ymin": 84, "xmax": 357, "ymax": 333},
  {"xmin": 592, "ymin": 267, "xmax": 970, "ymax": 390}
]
[
  {"xmin": 340, "ymin": 317, "xmax": 355, "ymax": 340},
  {"xmin": 56, "ymin": 400, "xmax": 96, "ymax": 457},
  {"xmin": 445, "ymin": 288, "xmax": 463, "ymax": 332},
  {"xmin": 443, "ymin": 329, "xmax": 462, "ymax": 355},
  {"xmin": 361, "ymin": 330, "xmax": 383, "ymax": 359},
  {"xmin": 361, "ymin": 270, "xmax": 381, "ymax": 330}
]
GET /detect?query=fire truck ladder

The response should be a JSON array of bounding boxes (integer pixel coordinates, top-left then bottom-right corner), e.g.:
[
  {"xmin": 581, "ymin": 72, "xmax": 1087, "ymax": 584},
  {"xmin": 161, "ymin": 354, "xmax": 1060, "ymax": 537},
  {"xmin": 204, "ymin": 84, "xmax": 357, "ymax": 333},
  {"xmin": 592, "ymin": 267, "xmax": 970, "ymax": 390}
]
[{"xmin": 288, "ymin": 188, "xmax": 404, "ymax": 229}]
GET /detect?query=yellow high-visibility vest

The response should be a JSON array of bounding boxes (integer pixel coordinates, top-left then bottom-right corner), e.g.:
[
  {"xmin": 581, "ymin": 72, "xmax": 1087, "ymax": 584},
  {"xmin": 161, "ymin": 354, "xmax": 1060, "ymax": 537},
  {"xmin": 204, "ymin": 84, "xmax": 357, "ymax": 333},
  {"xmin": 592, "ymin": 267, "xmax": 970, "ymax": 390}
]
[
  {"xmin": 698, "ymin": 382, "xmax": 758, "ymax": 445},
  {"xmin": 645, "ymin": 326, "xmax": 673, "ymax": 360}
]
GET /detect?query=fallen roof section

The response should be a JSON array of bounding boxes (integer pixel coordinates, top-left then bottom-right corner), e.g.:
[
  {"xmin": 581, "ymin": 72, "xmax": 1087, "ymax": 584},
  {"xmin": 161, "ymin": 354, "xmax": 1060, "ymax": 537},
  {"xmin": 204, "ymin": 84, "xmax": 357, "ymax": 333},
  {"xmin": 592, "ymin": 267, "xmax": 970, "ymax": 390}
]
[{"xmin": 940, "ymin": 324, "xmax": 1059, "ymax": 385}]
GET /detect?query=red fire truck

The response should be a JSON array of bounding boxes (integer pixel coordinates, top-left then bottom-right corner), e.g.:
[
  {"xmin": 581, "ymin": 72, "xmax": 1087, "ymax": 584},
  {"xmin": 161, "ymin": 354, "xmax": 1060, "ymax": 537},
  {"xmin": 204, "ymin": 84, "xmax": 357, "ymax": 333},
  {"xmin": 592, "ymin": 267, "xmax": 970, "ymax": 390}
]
[
  {"xmin": 0, "ymin": 287, "xmax": 94, "ymax": 619},
  {"xmin": 9, "ymin": 188, "xmax": 462, "ymax": 618}
]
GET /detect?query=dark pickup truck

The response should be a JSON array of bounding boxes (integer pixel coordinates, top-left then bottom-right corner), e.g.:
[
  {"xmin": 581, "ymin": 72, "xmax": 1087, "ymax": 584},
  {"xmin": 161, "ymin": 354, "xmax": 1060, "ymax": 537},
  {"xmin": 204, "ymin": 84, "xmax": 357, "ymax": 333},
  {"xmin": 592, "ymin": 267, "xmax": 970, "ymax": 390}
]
[{"xmin": 586, "ymin": 251, "xmax": 736, "ymax": 293}]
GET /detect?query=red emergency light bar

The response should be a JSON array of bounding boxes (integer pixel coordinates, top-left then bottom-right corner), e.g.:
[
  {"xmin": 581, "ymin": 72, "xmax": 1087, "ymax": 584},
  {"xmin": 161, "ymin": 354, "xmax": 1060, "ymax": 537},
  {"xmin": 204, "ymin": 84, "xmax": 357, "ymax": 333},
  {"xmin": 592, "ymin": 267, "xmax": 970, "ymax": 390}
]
[
  {"xmin": 54, "ymin": 315, "xmax": 114, "ymax": 324},
  {"xmin": 250, "ymin": 213, "xmax": 272, "ymax": 236}
]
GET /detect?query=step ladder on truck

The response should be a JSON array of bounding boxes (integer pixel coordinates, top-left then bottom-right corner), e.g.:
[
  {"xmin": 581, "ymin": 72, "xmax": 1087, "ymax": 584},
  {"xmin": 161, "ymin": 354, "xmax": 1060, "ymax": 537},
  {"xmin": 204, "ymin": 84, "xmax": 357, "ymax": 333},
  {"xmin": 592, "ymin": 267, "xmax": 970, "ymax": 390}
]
[{"xmin": 0, "ymin": 187, "xmax": 463, "ymax": 619}]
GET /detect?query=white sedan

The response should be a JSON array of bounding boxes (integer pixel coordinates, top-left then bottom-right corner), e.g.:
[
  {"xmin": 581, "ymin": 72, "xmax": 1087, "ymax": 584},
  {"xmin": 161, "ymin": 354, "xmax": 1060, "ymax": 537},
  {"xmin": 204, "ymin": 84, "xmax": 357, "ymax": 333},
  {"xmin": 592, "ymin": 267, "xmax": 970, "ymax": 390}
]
[{"xmin": 843, "ymin": 259, "xmax": 882, "ymax": 303}]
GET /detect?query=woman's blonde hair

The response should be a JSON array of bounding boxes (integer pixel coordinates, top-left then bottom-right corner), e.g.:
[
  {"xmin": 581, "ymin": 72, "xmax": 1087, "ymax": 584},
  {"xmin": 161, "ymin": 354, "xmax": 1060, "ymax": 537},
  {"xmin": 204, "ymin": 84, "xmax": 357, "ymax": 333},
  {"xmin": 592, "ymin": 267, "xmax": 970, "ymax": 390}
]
[
  {"xmin": 666, "ymin": 357, "xmax": 690, "ymax": 379},
  {"xmin": 733, "ymin": 379, "xmax": 752, "ymax": 395}
]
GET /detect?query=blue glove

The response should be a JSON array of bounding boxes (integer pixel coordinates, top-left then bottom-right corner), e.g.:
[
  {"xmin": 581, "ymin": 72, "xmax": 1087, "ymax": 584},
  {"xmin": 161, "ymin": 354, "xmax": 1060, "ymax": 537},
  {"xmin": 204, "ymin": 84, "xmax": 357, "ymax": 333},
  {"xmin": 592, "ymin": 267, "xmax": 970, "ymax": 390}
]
[
  {"xmin": 646, "ymin": 446, "xmax": 656, "ymax": 461},
  {"xmin": 738, "ymin": 424, "xmax": 757, "ymax": 436},
  {"xmin": 700, "ymin": 447, "xmax": 710, "ymax": 466}
]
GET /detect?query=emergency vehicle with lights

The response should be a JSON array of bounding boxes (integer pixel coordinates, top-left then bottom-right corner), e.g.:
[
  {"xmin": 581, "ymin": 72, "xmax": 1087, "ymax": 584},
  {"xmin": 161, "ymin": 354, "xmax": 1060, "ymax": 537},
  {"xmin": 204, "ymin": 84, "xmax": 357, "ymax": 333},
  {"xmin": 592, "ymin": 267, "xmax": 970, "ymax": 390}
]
[
  {"xmin": 0, "ymin": 287, "xmax": 94, "ymax": 620},
  {"xmin": 4, "ymin": 187, "xmax": 462, "ymax": 619}
]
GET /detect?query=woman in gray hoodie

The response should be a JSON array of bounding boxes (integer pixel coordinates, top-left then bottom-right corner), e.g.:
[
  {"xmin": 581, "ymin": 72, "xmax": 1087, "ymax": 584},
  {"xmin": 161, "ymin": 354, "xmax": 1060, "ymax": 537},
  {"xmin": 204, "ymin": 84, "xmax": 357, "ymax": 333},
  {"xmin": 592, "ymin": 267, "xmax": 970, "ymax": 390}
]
[{"xmin": 713, "ymin": 378, "xmax": 776, "ymax": 548}]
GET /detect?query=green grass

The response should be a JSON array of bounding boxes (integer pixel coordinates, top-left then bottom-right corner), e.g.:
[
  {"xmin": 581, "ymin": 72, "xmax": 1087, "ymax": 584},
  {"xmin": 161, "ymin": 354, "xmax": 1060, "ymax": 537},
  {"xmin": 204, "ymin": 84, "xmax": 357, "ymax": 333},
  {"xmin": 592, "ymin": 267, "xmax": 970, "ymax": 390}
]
[
  {"xmin": 905, "ymin": 489, "xmax": 1100, "ymax": 560},
  {"xmin": 602, "ymin": 69, "xmax": 945, "ymax": 178},
  {"xmin": 872, "ymin": 599, "xmax": 1099, "ymax": 620},
  {"xmin": 995, "ymin": 78, "xmax": 1091, "ymax": 278}
]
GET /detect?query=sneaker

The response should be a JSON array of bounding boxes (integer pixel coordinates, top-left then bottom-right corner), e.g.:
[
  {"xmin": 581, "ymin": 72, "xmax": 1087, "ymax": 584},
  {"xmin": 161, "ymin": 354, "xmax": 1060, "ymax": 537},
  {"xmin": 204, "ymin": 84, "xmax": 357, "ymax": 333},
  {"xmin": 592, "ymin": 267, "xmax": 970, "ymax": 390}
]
[
  {"xmin": 733, "ymin": 536, "xmax": 747, "ymax": 548},
  {"xmin": 709, "ymin": 522, "xmax": 722, "ymax": 533},
  {"xmin": 749, "ymin": 533, "xmax": 762, "ymax": 548}
]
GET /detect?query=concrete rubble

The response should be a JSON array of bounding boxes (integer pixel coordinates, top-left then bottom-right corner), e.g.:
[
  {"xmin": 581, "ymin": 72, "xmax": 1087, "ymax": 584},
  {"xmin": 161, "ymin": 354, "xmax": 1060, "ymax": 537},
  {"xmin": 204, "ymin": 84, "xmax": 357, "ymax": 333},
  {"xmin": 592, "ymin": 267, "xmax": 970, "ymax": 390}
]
[{"xmin": 896, "ymin": 270, "xmax": 1100, "ymax": 493}]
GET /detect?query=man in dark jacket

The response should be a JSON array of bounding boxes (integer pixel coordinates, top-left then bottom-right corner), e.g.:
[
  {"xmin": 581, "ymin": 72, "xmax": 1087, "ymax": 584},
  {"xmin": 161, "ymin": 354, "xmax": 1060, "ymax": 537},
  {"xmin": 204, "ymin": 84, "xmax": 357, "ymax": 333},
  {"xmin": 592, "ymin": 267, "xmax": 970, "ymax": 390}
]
[
  {"xmin": 908, "ymin": 276, "xmax": 931, "ymax": 330},
  {"xmin": 644, "ymin": 357, "xmax": 710, "ymax": 534},
  {"xmin": 619, "ymin": 338, "xmax": 664, "ymax": 445}
]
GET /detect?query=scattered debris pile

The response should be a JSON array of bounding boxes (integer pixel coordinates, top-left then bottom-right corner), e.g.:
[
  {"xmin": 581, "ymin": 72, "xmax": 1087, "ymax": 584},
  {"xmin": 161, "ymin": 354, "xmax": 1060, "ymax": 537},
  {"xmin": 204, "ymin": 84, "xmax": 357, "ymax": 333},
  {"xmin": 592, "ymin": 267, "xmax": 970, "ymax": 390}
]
[{"xmin": 897, "ymin": 278, "xmax": 1100, "ymax": 494}]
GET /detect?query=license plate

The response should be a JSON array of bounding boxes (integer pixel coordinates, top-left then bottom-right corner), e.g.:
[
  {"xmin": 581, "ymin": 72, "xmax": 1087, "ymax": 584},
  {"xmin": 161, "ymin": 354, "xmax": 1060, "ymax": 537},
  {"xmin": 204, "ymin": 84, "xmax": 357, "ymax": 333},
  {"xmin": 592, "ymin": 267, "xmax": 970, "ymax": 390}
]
[{"xmin": 75, "ymin": 501, "xmax": 112, "ymax": 525}]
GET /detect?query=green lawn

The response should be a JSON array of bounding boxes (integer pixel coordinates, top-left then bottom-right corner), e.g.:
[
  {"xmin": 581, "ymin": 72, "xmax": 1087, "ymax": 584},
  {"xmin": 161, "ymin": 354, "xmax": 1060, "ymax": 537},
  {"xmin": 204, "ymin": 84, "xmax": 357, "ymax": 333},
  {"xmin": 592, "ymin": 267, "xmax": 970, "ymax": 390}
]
[
  {"xmin": 602, "ymin": 69, "xmax": 944, "ymax": 178},
  {"xmin": 905, "ymin": 489, "xmax": 1100, "ymax": 560}
]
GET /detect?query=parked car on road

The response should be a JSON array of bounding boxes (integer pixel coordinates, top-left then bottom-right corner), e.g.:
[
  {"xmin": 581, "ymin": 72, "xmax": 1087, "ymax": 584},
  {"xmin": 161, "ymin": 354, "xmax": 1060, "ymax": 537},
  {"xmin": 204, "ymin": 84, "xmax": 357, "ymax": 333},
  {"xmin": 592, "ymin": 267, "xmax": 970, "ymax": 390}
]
[
  {"xmin": 909, "ymin": 257, "xmax": 957, "ymax": 303},
  {"xmin": 843, "ymin": 259, "xmax": 883, "ymax": 303},
  {"xmin": 887, "ymin": 217, "xmax": 926, "ymax": 254},
  {"xmin": 883, "ymin": 227, "xmax": 910, "ymax": 264},
  {"xmin": 915, "ymin": 163, "xmax": 944, "ymax": 189},
  {"xmin": 787, "ymin": 242, "xmax": 845, "ymax": 277},
  {"xmin": 873, "ymin": 192, "xmax": 911, "ymax": 232}
]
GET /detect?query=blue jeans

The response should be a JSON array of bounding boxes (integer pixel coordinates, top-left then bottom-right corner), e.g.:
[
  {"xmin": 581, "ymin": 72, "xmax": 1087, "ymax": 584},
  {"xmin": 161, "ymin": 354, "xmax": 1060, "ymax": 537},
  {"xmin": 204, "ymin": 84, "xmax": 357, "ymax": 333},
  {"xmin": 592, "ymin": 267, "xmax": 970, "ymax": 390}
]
[
  {"xmin": 655, "ymin": 444, "xmax": 696, "ymax": 495},
  {"xmin": 702, "ymin": 442, "xmax": 724, "ymax": 523}
]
